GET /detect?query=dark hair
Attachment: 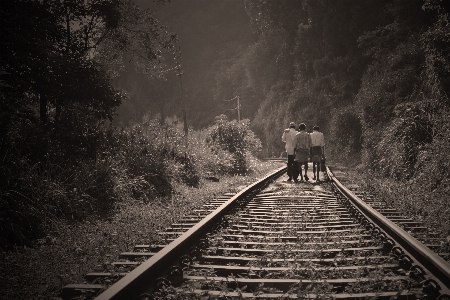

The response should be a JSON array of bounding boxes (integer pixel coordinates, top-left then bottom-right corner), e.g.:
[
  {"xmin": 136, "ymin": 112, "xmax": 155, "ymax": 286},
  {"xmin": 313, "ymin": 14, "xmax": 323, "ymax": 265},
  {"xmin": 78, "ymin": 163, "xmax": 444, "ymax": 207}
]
[
  {"xmin": 313, "ymin": 125, "xmax": 319, "ymax": 131},
  {"xmin": 289, "ymin": 122, "xmax": 295, "ymax": 128},
  {"xmin": 299, "ymin": 123, "xmax": 306, "ymax": 130}
]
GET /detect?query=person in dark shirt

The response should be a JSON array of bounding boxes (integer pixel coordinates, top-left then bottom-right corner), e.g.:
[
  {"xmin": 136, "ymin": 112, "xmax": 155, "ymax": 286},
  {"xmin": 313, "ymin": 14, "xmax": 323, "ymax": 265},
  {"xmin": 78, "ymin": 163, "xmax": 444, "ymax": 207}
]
[{"xmin": 294, "ymin": 123, "xmax": 310, "ymax": 182}]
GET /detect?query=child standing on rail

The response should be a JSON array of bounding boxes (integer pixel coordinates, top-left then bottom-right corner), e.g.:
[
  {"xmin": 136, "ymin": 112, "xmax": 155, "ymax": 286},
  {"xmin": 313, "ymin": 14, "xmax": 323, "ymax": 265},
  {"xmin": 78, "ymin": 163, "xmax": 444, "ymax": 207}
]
[
  {"xmin": 310, "ymin": 125, "xmax": 325, "ymax": 182},
  {"xmin": 295, "ymin": 123, "xmax": 311, "ymax": 182},
  {"xmin": 282, "ymin": 122, "xmax": 299, "ymax": 182}
]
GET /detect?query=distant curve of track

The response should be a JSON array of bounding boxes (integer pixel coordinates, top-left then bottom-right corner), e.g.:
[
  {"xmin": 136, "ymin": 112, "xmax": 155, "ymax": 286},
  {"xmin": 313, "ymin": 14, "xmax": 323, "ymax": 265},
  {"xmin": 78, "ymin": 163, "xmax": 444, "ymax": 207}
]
[{"xmin": 62, "ymin": 163, "xmax": 450, "ymax": 300}]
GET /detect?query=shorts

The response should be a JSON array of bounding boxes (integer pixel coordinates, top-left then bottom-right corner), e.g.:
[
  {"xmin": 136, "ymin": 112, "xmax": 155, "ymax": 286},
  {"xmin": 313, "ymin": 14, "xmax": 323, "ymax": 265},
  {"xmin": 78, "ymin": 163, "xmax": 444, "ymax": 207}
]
[
  {"xmin": 295, "ymin": 148, "xmax": 309, "ymax": 162},
  {"xmin": 310, "ymin": 146, "xmax": 322, "ymax": 155},
  {"xmin": 311, "ymin": 155, "xmax": 322, "ymax": 163}
]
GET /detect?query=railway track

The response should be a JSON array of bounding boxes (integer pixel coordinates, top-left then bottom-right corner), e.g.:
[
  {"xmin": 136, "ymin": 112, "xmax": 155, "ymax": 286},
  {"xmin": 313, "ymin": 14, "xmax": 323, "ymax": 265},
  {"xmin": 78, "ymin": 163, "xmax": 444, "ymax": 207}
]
[{"xmin": 62, "ymin": 164, "xmax": 450, "ymax": 300}]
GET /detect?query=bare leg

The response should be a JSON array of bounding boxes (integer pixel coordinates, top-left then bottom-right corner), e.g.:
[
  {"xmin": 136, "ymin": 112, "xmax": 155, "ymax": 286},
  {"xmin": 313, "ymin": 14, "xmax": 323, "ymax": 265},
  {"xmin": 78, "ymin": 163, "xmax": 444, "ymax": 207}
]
[
  {"xmin": 293, "ymin": 161, "xmax": 299, "ymax": 182},
  {"xmin": 316, "ymin": 163, "xmax": 320, "ymax": 181},
  {"xmin": 304, "ymin": 162, "xmax": 309, "ymax": 181}
]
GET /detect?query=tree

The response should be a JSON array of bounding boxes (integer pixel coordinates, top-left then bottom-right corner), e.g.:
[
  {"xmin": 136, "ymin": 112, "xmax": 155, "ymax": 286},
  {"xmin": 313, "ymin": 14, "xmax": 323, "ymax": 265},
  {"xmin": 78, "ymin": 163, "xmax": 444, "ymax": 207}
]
[{"xmin": 1, "ymin": 0, "xmax": 176, "ymax": 127}]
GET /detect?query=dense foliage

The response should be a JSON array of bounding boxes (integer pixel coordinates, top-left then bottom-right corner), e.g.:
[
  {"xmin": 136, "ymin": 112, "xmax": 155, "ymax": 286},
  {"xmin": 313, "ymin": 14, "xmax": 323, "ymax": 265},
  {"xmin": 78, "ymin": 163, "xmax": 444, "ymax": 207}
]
[
  {"xmin": 1, "ymin": 0, "xmax": 176, "ymax": 245},
  {"xmin": 0, "ymin": 111, "xmax": 261, "ymax": 246},
  {"xmin": 238, "ymin": 0, "xmax": 450, "ymax": 168}
]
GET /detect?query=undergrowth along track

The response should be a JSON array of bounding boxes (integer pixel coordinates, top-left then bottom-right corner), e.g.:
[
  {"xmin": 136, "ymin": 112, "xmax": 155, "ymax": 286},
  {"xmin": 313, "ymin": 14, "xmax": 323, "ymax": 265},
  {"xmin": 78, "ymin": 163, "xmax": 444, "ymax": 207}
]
[{"xmin": 62, "ymin": 164, "xmax": 450, "ymax": 300}]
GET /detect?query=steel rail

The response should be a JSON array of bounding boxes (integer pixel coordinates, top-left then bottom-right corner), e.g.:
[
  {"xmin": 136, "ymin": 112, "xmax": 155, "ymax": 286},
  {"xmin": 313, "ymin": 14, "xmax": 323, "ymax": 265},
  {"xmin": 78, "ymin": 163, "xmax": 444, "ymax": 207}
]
[
  {"xmin": 327, "ymin": 166, "xmax": 450, "ymax": 294},
  {"xmin": 95, "ymin": 166, "xmax": 286, "ymax": 300}
]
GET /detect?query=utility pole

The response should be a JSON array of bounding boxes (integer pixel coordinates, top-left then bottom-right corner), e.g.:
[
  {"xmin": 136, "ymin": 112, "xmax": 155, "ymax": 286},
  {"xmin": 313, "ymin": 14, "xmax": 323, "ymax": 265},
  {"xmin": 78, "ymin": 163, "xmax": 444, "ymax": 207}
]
[
  {"xmin": 224, "ymin": 95, "xmax": 241, "ymax": 122},
  {"xmin": 237, "ymin": 96, "xmax": 240, "ymax": 122}
]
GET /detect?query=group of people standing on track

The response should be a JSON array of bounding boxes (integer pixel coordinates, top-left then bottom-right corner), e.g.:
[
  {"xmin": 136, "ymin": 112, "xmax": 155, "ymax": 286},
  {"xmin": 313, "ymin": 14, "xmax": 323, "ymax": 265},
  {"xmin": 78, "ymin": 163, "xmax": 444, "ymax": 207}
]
[{"xmin": 282, "ymin": 122, "xmax": 325, "ymax": 183}]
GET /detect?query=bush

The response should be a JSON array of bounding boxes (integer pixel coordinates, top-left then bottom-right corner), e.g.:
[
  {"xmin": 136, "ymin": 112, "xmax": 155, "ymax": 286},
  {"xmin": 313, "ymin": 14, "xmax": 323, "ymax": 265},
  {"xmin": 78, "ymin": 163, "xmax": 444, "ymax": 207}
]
[
  {"xmin": 0, "ymin": 114, "xmax": 202, "ymax": 247},
  {"xmin": 365, "ymin": 100, "xmax": 434, "ymax": 179},
  {"xmin": 0, "ymin": 153, "xmax": 117, "ymax": 246},
  {"xmin": 206, "ymin": 116, "xmax": 262, "ymax": 175},
  {"xmin": 0, "ymin": 112, "xmax": 267, "ymax": 248},
  {"xmin": 187, "ymin": 129, "xmax": 235, "ymax": 176}
]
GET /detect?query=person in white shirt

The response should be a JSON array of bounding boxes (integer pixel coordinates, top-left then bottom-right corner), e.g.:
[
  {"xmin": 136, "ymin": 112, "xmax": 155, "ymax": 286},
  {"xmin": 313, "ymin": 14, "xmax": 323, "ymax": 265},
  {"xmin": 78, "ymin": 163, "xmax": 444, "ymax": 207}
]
[
  {"xmin": 310, "ymin": 125, "xmax": 325, "ymax": 181},
  {"xmin": 282, "ymin": 122, "xmax": 299, "ymax": 182}
]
